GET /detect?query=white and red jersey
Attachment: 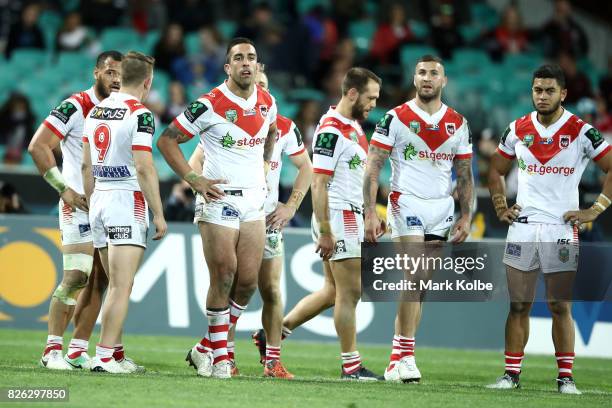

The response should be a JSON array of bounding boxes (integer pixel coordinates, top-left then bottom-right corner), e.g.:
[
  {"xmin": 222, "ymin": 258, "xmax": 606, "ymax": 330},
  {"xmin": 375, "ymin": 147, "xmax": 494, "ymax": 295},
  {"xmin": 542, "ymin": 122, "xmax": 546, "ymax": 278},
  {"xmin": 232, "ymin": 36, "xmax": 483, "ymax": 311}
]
[
  {"xmin": 312, "ymin": 107, "xmax": 368, "ymax": 211},
  {"xmin": 173, "ymin": 81, "xmax": 277, "ymax": 190},
  {"xmin": 497, "ymin": 109, "xmax": 611, "ymax": 224},
  {"xmin": 370, "ymin": 99, "xmax": 472, "ymax": 199},
  {"xmin": 43, "ymin": 87, "xmax": 100, "ymax": 194},
  {"xmin": 83, "ymin": 92, "xmax": 155, "ymax": 191},
  {"xmin": 264, "ymin": 114, "xmax": 306, "ymax": 214}
]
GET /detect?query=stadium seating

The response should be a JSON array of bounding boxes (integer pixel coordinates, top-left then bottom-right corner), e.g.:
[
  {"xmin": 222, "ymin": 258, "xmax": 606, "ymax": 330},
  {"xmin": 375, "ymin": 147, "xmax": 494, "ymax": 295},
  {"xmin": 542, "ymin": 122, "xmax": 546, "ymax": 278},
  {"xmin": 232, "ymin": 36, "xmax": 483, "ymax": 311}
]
[{"xmin": 100, "ymin": 27, "xmax": 140, "ymax": 52}]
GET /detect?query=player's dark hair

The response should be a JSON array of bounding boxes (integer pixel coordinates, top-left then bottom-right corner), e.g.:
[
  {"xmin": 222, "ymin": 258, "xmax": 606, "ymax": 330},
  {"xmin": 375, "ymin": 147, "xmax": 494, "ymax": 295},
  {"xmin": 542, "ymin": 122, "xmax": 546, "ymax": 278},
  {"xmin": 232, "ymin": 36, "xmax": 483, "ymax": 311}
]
[
  {"xmin": 415, "ymin": 54, "xmax": 444, "ymax": 70},
  {"xmin": 225, "ymin": 37, "xmax": 256, "ymax": 64},
  {"xmin": 96, "ymin": 50, "xmax": 123, "ymax": 67},
  {"xmin": 533, "ymin": 64, "xmax": 566, "ymax": 88},
  {"xmin": 341, "ymin": 67, "xmax": 382, "ymax": 95},
  {"xmin": 121, "ymin": 51, "xmax": 155, "ymax": 86}
]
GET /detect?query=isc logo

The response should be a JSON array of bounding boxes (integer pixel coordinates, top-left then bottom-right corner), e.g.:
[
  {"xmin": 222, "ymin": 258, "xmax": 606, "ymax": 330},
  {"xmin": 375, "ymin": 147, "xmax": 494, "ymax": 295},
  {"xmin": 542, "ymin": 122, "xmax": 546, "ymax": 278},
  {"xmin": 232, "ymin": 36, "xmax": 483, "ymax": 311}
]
[{"xmin": 557, "ymin": 238, "xmax": 571, "ymax": 245}]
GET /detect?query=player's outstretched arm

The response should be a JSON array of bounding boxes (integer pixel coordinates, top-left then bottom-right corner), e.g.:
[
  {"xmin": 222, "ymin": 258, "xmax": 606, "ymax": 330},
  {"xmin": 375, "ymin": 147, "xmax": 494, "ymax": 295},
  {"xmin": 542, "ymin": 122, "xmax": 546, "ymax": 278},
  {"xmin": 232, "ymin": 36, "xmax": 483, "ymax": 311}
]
[
  {"xmin": 81, "ymin": 141, "xmax": 94, "ymax": 203},
  {"xmin": 266, "ymin": 150, "xmax": 313, "ymax": 230},
  {"xmin": 157, "ymin": 123, "xmax": 226, "ymax": 202},
  {"xmin": 28, "ymin": 125, "xmax": 87, "ymax": 211},
  {"xmin": 134, "ymin": 150, "xmax": 167, "ymax": 240},
  {"xmin": 488, "ymin": 152, "xmax": 521, "ymax": 224},
  {"xmin": 312, "ymin": 172, "xmax": 335, "ymax": 260},
  {"xmin": 564, "ymin": 151, "xmax": 612, "ymax": 225},
  {"xmin": 363, "ymin": 145, "xmax": 390, "ymax": 242},
  {"xmin": 451, "ymin": 157, "xmax": 475, "ymax": 243}
]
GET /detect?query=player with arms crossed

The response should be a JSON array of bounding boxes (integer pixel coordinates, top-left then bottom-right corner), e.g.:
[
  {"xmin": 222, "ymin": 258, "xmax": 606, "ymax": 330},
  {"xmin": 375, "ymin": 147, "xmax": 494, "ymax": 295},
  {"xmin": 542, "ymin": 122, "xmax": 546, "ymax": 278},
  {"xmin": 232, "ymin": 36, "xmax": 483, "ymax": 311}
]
[
  {"xmin": 487, "ymin": 64, "xmax": 611, "ymax": 394},
  {"xmin": 157, "ymin": 38, "xmax": 278, "ymax": 379},
  {"xmin": 190, "ymin": 68, "xmax": 313, "ymax": 378},
  {"xmin": 82, "ymin": 51, "xmax": 167, "ymax": 373},
  {"xmin": 28, "ymin": 51, "xmax": 124, "ymax": 370},
  {"xmin": 364, "ymin": 55, "xmax": 474, "ymax": 382}
]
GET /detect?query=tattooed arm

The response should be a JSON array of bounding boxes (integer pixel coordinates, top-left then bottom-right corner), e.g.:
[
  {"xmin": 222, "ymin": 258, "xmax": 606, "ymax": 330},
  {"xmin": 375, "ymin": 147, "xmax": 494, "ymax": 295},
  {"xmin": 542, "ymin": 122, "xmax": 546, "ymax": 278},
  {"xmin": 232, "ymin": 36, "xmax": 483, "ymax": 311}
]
[
  {"xmin": 156, "ymin": 122, "xmax": 226, "ymax": 201},
  {"xmin": 450, "ymin": 157, "xmax": 474, "ymax": 243},
  {"xmin": 363, "ymin": 145, "xmax": 390, "ymax": 242}
]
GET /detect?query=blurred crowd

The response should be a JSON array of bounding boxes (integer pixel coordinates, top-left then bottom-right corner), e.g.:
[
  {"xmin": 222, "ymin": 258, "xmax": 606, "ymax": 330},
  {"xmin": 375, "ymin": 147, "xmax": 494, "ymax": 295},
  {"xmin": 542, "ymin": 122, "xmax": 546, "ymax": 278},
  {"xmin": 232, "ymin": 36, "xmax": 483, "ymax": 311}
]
[{"xmin": 1, "ymin": 0, "xmax": 611, "ymax": 235}]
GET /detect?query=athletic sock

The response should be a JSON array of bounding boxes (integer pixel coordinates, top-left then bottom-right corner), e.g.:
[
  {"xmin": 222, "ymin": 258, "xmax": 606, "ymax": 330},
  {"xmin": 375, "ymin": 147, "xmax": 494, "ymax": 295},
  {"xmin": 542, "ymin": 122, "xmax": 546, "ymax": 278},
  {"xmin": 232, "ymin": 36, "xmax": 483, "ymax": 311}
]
[
  {"xmin": 96, "ymin": 344, "xmax": 114, "ymax": 363},
  {"xmin": 265, "ymin": 345, "xmax": 281, "ymax": 364},
  {"xmin": 341, "ymin": 351, "xmax": 361, "ymax": 375},
  {"xmin": 196, "ymin": 334, "xmax": 212, "ymax": 353},
  {"xmin": 67, "ymin": 338, "xmax": 88, "ymax": 359},
  {"xmin": 281, "ymin": 326, "xmax": 292, "ymax": 340},
  {"xmin": 44, "ymin": 335, "xmax": 63, "ymax": 355},
  {"xmin": 398, "ymin": 335, "xmax": 415, "ymax": 358},
  {"xmin": 227, "ymin": 341, "xmax": 235, "ymax": 361},
  {"xmin": 556, "ymin": 352, "xmax": 575, "ymax": 378},
  {"xmin": 113, "ymin": 344, "xmax": 125, "ymax": 362},
  {"xmin": 207, "ymin": 308, "xmax": 230, "ymax": 364},
  {"xmin": 229, "ymin": 299, "xmax": 246, "ymax": 329},
  {"xmin": 387, "ymin": 336, "xmax": 401, "ymax": 371},
  {"xmin": 504, "ymin": 351, "xmax": 524, "ymax": 375}
]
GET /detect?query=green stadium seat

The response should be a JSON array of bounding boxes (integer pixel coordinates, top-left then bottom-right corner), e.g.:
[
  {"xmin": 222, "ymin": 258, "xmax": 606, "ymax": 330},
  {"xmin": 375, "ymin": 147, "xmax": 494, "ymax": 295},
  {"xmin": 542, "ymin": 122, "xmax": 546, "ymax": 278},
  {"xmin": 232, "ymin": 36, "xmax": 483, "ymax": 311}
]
[
  {"xmin": 408, "ymin": 20, "xmax": 429, "ymax": 40},
  {"xmin": 278, "ymin": 103, "xmax": 298, "ymax": 118},
  {"xmin": 185, "ymin": 32, "xmax": 200, "ymax": 55},
  {"xmin": 216, "ymin": 20, "xmax": 237, "ymax": 40},
  {"xmin": 143, "ymin": 31, "xmax": 160, "ymax": 54},
  {"xmin": 287, "ymin": 88, "xmax": 324, "ymax": 102},
  {"xmin": 449, "ymin": 48, "xmax": 491, "ymax": 72},
  {"xmin": 38, "ymin": 10, "xmax": 62, "ymax": 51},
  {"xmin": 348, "ymin": 19, "xmax": 376, "ymax": 55},
  {"xmin": 469, "ymin": 3, "xmax": 499, "ymax": 30},
  {"xmin": 400, "ymin": 45, "xmax": 438, "ymax": 69},
  {"xmin": 502, "ymin": 52, "xmax": 542, "ymax": 72},
  {"xmin": 9, "ymin": 49, "xmax": 49, "ymax": 77},
  {"xmin": 56, "ymin": 52, "xmax": 96, "ymax": 80},
  {"xmin": 100, "ymin": 28, "xmax": 140, "ymax": 52},
  {"xmin": 459, "ymin": 25, "xmax": 482, "ymax": 44},
  {"xmin": 296, "ymin": 0, "xmax": 330, "ymax": 16}
]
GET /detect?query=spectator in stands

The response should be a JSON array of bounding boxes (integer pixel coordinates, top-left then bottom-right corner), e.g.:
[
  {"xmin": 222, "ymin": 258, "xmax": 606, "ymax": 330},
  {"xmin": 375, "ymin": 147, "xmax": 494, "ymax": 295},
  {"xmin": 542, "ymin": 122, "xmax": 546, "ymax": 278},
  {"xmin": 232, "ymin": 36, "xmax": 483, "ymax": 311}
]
[
  {"xmin": 302, "ymin": 5, "xmax": 339, "ymax": 65},
  {"xmin": 55, "ymin": 12, "xmax": 99, "ymax": 54},
  {"xmin": 541, "ymin": 0, "xmax": 588, "ymax": 58},
  {"xmin": 0, "ymin": 181, "xmax": 26, "ymax": 214},
  {"xmin": 5, "ymin": 3, "xmax": 44, "ymax": 58},
  {"xmin": 164, "ymin": 180, "xmax": 195, "ymax": 222},
  {"xmin": 80, "ymin": 0, "xmax": 127, "ymax": 32},
  {"xmin": 0, "ymin": 92, "xmax": 35, "ymax": 164},
  {"xmin": 489, "ymin": 5, "xmax": 529, "ymax": 60},
  {"xmin": 172, "ymin": 26, "xmax": 225, "ymax": 90},
  {"xmin": 161, "ymin": 81, "xmax": 188, "ymax": 124},
  {"xmin": 294, "ymin": 99, "xmax": 321, "ymax": 153},
  {"xmin": 167, "ymin": 0, "xmax": 215, "ymax": 33},
  {"xmin": 599, "ymin": 56, "xmax": 612, "ymax": 114},
  {"xmin": 430, "ymin": 3, "xmax": 463, "ymax": 60},
  {"xmin": 369, "ymin": 2, "xmax": 413, "ymax": 66},
  {"xmin": 234, "ymin": 1, "xmax": 273, "ymax": 44},
  {"xmin": 153, "ymin": 23, "xmax": 187, "ymax": 75},
  {"xmin": 558, "ymin": 51, "xmax": 593, "ymax": 105}
]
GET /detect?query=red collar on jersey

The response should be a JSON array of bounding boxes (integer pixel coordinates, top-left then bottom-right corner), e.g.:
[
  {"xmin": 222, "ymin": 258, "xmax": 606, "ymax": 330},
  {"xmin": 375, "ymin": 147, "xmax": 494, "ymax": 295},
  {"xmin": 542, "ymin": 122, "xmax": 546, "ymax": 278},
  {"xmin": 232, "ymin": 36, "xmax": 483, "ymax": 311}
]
[{"xmin": 393, "ymin": 103, "xmax": 463, "ymax": 152}]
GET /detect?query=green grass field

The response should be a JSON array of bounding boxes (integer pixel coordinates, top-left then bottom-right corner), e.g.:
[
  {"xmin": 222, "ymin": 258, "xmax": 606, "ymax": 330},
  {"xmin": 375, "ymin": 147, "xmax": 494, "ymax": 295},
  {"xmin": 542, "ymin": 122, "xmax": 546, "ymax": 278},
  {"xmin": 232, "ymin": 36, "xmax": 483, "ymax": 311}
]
[{"xmin": 0, "ymin": 329, "xmax": 610, "ymax": 407}]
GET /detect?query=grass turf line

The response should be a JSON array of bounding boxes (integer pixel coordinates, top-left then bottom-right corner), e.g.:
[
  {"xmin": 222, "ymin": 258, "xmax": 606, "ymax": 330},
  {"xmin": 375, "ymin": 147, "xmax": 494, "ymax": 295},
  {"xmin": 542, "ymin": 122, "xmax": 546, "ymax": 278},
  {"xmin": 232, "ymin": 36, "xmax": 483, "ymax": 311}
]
[{"xmin": 0, "ymin": 329, "xmax": 610, "ymax": 407}]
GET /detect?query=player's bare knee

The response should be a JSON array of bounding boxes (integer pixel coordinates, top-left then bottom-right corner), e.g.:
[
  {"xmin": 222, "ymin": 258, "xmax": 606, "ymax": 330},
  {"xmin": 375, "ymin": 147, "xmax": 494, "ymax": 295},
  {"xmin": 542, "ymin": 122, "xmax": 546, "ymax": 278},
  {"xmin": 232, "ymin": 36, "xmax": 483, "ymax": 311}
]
[
  {"xmin": 547, "ymin": 301, "xmax": 571, "ymax": 317},
  {"xmin": 260, "ymin": 283, "xmax": 281, "ymax": 304},
  {"xmin": 509, "ymin": 301, "xmax": 532, "ymax": 316}
]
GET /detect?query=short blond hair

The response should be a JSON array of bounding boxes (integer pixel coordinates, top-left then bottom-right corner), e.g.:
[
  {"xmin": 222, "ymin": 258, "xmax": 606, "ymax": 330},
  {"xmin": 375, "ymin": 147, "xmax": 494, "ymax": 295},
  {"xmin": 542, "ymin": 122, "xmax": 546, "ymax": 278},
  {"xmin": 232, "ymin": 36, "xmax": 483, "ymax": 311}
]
[{"xmin": 121, "ymin": 51, "xmax": 155, "ymax": 87}]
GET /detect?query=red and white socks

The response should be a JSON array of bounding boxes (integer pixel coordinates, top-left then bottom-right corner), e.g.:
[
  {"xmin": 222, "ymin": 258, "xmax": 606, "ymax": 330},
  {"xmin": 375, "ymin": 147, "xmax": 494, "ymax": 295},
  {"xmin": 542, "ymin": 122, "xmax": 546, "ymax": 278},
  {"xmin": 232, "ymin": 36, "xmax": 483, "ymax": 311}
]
[
  {"xmin": 504, "ymin": 351, "xmax": 524, "ymax": 376},
  {"xmin": 387, "ymin": 335, "xmax": 415, "ymax": 371},
  {"xmin": 229, "ymin": 299, "xmax": 246, "ymax": 328},
  {"xmin": 196, "ymin": 299, "xmax": 246, "ymax": 361},
  {"xmin": 44, "ymin": 335, "xmax": 63, "ymax": 356},
  {"xmin": 96, "ymin": 344, "xmax": 114, "ymax": 363},
  {"xmin": 113, "ymin": 344, "xmax": 125, "ymax": 362},
  {"xmin": 556, "ymin": 352, "xmax": 575, "ymax": 378},
  {"xmin": 207, "ymin": 308, "xmax": 230, "ymax": 365},
  {"xmin": 341, "ymin": 351, "xmax": 362, "ymax": 374},
  {"xmin": 67, "ymin": 338, "xmax": 88, "ymax": 359},
  {"xmin": 265, "ymin": 345, "xmax": 281, "ymax": 365}
]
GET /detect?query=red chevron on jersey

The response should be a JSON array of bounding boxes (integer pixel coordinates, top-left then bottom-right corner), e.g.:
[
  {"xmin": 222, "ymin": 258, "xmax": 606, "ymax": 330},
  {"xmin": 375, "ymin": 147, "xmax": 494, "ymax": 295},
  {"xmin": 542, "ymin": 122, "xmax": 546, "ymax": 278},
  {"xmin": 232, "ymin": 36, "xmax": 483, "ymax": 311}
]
[
  {"xmin": 276, "ymin": 114, "xmax": 292, "ymax": 138},
  {"xmin": 124, "ymin": 99, "xmax": 146, "ymax": 113},
  {"xmin": 394, "ymin": 104, "xmax": 463, "ymax": 152},
  {"xmin": 72, "ymin": 91, "xmax": 96, "ymax": 117},
  {"xmin": 203, "ymin": 85, "xmax": 272, "ymax": 138},
  {"xmin": 515, "ymin": 113, "xmax": 582, "ymax": 165},
  {"xmin": 318, "ymin": 116, "xmax": 368, "ymax": 153}
]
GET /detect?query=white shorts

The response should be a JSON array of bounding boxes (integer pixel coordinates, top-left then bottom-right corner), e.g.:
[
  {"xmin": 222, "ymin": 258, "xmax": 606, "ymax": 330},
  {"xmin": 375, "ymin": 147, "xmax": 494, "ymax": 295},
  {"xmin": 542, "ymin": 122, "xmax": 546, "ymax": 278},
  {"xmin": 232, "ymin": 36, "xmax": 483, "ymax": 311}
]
[
  {"xmin": 89, "ymin": 189, "xmax": 149, "ymax": 249},
  {"xmin": 263, "ymin": 227, "xmax": 284, "ymax": 259},
  {"xmin": 58, "ymin": 199, "xmax": 92, "ymax": 246},
  {"xmin": 503, "ymin": 222, "xmax": 579, "ymax": 273},
  {"xmin": 387, "ymin": 192, "xmax": 454, "ymax": 240},
  {"xmin": 194, "ymin": 187, "xmax": 266, "ymax": 229},
  {"xmin": 311, "ymin": 208, "xmax": 363, "ymax": 261}
]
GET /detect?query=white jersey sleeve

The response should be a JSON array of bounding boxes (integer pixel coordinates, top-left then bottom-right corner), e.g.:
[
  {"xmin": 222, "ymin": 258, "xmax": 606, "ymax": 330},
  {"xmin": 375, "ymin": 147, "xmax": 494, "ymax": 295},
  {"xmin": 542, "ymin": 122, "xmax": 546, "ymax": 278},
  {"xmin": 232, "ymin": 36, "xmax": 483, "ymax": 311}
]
[
  {"xmin": 579, "ymin": 124, "xmax": 611, "ymax": 161},
  {"xmin": 43, "ymin": 98, "xmax": 83, "ymax": 139},
  {"xmin": 131, "ymin": 109, "xmax": 155, "ymax": 151},
  {"xmin": 172, "ymin": 98, "xmax": 214, "ymax": 139},
  {"xmin": 267, "ymin": 95, "xmax": 278, "ymax": 126},
  {"xmin": 497, "ymin": 122, "xmax": 519, "ymax": 159},
  {"xmin": 312, "ymin": 128, "xmax": 346, "ymax": 175},
  {"xmin": 455, "ymin": 118, "xmax": 473, "ymax": 158},
  {"xmin": 284, "ymin": 122, "xmax": 305, "ymax": 156},
  {"xmin": 370, "ymin": 111, "xmax": 398, "ymax": 151}
]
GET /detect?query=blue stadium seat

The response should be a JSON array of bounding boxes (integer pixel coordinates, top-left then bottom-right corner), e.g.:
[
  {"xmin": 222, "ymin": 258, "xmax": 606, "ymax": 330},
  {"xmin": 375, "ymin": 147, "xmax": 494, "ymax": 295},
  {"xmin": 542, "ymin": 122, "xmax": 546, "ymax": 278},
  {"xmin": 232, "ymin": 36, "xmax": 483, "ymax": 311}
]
[
  {"xmin": 348, "ymin": 19, "xmax": 376, "ymax": 55},
  {"xmin": 100, "ymin": 28, "xmax": 140, "ymax": 52},
  {"xmin": 450, "ymin": 48, "xmax": 491, "ymax": 73},
  {"xmin": 400, "ymin": 45, "xmax": 438, "ymax": 69}
]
